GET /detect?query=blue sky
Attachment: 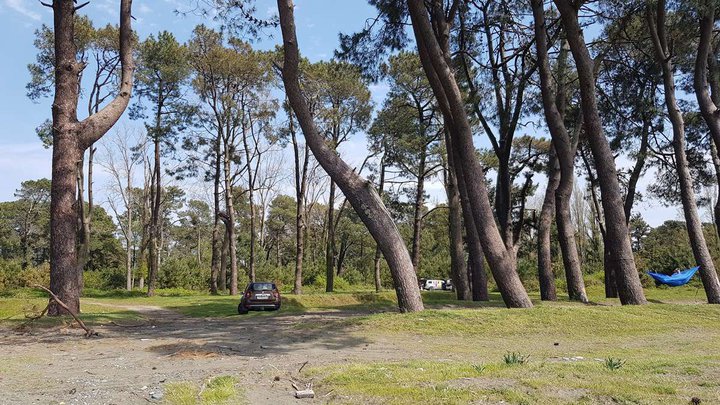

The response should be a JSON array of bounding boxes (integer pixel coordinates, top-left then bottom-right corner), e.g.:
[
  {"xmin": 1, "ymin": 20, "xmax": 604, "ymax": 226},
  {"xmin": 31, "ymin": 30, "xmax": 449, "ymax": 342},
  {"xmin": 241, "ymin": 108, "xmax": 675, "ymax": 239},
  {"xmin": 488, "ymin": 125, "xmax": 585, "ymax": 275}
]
[
  {"xmin": 0, "ymin": 0, "xmax": 690, "ymax": 226},
  {"xmin": 0, "ymin": 0, "xmax": 381, "ymax": 194}
]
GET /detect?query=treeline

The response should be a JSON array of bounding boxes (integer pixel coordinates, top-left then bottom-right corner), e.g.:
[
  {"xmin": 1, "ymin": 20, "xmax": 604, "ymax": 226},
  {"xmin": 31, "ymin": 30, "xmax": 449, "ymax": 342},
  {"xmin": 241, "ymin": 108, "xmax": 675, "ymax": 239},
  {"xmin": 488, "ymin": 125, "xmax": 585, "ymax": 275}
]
[
  {"xmin": 2, "ymin": 177, "xmax": 718, "ymax": 295},
  {"xmin": 18, "ymin": 0, "xmax": 720, "ymax": 313}
]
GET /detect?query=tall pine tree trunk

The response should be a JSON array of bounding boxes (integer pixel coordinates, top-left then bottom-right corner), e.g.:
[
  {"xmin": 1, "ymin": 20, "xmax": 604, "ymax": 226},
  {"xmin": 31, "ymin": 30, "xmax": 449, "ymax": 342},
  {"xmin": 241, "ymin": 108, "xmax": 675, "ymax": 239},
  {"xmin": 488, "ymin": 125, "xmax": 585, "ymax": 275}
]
[
  {"xmin": 410, "ymin": 153, "xmax": 427, "ymax": 273},
  {"xmin": 537, "ymin": 148, "xmax": 559, "ymax": 301},
  {"xmin": 555, "ymin": 0, "xmax": 645, "ymax": 305},
  {"xmin": 408, "ymin": 0, "xmax": 531, "ymax": 307},
  {"xmin": 325, "ymin": 181, "xmax": 336, "ymax": 292},
  {"xmin": 650, "ymin": 3, "xmax": 720, "ymax": 303},
  {"xmin": 444, "ymin": 133, "xmax": 471, "ymax": 300}
]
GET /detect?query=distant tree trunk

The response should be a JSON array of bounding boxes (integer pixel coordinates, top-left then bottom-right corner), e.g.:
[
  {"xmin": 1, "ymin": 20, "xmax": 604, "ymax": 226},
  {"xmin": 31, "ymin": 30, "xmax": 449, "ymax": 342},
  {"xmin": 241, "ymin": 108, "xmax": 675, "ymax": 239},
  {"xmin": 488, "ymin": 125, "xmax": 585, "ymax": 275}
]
[
  {"xmin": 407, "ymin": 0, "xmax": 531, "ymax": 308},
  {"xmin": 242, "ymin": 129, "xmax": 256, "ymax": 285},
  {"xmin": 444, "ymin": 131, "xmax": 471, "ymax": 300},
  {"xmin": 325, "ymin": 181, "xmax": 336, "ymax": 292},
  {"xmin": 291, "ymin": 116, "xmax": 308, "ymax": 294},
  {"xmin": 209, "ymin": 152, "xmax": 221, "ymax": 293},
  {"xmin": 220, "ymin": 228, "xmax": 228, "ymax": 293},
  {"xmin": 147, "ymin": 133, "xmax": 161, "ymax": 297},
  {"xmin": 125, "ymin": 161, "xmax": 134, "ymax": 291},
  {"xmin": 373, "ymin": 154, "xmax": 387, "ymax": 293},
  {"xmin": 411, "ymin": 152, "xmax": 426, "ymax": 273},
  {"xmin": 278, "ymin": 0, "xmax": 423, "ymax": 312},
  {"xmin": 48, "ymin": 0, "xmax": 134, "ymax": 315},
  {"xmin": 223, "ymin": 136, "xmax": 239, "ymax": 295},
  {"xmin": 555, "ymin": 0, "xmax": 645, "ymax": 305},
  {"xmin": 537, "ymin": 148, "xmax": 559, "ymax": 301},
  {"xmin": 650, "ymin": 2, "xmax": 720, "ymax": 303}
]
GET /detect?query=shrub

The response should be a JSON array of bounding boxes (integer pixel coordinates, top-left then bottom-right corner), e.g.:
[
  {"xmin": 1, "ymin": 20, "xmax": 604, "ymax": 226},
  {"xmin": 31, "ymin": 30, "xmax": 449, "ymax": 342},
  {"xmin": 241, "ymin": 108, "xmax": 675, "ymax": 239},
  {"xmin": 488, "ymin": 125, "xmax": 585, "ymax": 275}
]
[
  {"xmin": 604, "ymin": 357, "xmax": 625, "ymax": 371},
  {"xmin": 503, "ymin": 352, "xmax": 530, "ymax": 365}
]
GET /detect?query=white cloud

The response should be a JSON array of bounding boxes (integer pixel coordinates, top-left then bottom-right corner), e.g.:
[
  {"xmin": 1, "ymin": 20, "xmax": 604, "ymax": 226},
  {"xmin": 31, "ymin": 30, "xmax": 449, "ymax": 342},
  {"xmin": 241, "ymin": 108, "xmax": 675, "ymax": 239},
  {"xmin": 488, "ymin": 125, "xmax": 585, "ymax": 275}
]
[{"xmin": 4, "ymin": 0, "xmax": 42, "ymax": 21}]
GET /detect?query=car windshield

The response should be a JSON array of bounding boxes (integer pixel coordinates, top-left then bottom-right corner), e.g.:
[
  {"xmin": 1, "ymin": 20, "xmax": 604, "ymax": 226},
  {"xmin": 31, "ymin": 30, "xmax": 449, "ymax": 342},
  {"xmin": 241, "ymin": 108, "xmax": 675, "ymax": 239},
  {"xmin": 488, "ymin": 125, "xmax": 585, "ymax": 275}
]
[{"xmin": 251, "ymin": 283, "xmax": 274, "ymax": 291}]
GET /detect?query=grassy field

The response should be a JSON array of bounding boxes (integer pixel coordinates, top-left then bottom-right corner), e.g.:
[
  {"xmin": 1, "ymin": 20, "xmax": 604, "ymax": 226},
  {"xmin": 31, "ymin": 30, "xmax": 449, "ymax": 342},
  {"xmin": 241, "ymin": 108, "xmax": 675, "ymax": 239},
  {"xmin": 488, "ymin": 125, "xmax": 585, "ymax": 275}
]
[{"xmin": 1, "ymin": 285, "xmax": 718, "ymax": 404}]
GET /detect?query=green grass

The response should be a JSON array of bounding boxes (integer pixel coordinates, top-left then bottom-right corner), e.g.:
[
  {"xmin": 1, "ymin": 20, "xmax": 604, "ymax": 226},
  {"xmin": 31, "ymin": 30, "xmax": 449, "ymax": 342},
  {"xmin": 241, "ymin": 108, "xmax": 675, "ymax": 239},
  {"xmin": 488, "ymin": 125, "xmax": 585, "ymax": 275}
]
[
  {"xmin": 165, "ymin": 376, "xmax": 244, "ymax": 405},
  {"xmin": 306, "ymin": 297, "xmax": 720, "ymax": 404}
]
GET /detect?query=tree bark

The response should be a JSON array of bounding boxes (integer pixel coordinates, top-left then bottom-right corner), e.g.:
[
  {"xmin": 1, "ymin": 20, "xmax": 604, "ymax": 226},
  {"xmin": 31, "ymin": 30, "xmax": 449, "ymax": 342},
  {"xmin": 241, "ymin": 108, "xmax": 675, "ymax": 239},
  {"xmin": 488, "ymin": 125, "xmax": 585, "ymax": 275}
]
[
  {"xmin": 649, "ymin": 1, "xmax": 720, "ymax": 303},
  {"xmin": 49, "ymin": 0, "xmax": 134, "ymax": 315},
  {"xmin": 278, "ymin": 0, "xmax": 423, "ymax": 312},
  {"xmin": 224, "ymin": 134, "xmax": 239, "ymax": 295},
  {"xmin": 695, "ymin": 5, "xmax": 720, "ymax": 246},
  {"xmin": 537, "ymin": 148, "xmax": 559, "ymax": 301},
  {"xmin": 220, "ymin": 226, "xmax": 228, "ymax": 293},
  {"xmin": 325, "ymin": 180, "xmax": 336, "ymax": 292},
  {"xmin": 291, "ymin": 114, "xmax": 308, "ymax": 294},
  {"xmin": 147, "ymin": 134, "xmax": 161, "ymax": 297},
  {"xmin": 410, "ymin": 152, "xmax": 426, "ymax": 273},
  {"xmin": 444, "ymin": 132, "xmax": 471, "ymax": 300},
  {"xmin": 554, "ymin": 0, "xmax": 645, "ymax": 305},
  {"xmin": 209, "ymin": 137, "xmax": 222, "ymax": 294},
  {"xmin": 407, "ymin": 0, "xmax": 531, "ymax": 308},
  {"xmin": 373, "ymin": 153, "xmax": 387, "ymax": 293}
]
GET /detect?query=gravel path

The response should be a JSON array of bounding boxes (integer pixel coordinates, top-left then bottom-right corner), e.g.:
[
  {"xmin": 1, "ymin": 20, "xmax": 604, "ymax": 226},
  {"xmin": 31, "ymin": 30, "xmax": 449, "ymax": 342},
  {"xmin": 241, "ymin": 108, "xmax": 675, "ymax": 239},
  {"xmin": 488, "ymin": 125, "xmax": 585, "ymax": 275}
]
[{"xmin": 0, "ymin": 304, "xmax": 405, "ymax": 404}]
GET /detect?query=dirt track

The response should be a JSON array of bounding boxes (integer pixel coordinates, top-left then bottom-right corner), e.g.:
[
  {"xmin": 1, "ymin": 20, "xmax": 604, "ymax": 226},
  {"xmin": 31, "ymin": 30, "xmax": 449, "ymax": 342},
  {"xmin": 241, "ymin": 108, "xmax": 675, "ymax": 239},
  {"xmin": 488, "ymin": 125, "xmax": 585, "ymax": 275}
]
[{"xmin": 0, "ymin": 305, "xmax": 406, "ymax": 404}]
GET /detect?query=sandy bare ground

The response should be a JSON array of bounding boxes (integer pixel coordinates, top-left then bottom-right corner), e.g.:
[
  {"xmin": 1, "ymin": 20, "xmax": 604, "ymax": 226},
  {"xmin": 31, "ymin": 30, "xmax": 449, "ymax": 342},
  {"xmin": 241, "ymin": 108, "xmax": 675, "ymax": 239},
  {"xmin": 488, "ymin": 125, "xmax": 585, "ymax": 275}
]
[{"xmin": 0, "ymin": 304, "xmax": 407, "ymax": 404}]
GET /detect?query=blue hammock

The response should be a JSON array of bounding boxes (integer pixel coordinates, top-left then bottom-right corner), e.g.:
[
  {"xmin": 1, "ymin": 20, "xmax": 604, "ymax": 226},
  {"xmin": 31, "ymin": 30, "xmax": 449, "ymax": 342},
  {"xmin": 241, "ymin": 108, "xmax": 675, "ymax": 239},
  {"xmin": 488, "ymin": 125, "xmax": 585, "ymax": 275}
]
[{"xmin": 647, "ymin": 266, "xmax": 699, "ymax": 287}]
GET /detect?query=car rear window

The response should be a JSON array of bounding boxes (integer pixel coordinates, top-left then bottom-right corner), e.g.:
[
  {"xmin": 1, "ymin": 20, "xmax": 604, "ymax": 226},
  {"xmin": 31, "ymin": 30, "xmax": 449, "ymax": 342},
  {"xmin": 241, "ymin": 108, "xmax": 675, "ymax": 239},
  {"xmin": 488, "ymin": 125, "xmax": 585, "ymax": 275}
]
[{"xmin": 251, "ymin": 283, "xmax": 274, "ymax": 291}]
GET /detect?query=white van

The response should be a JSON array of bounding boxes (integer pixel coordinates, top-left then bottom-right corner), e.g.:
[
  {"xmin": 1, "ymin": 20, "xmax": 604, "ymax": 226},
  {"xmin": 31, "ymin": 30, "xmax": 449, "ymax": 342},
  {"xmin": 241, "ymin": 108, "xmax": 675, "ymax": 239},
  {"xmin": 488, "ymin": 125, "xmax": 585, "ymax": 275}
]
[{"xmin": 422, "ymin": 279, "xmax": 444, "ymax": 290}]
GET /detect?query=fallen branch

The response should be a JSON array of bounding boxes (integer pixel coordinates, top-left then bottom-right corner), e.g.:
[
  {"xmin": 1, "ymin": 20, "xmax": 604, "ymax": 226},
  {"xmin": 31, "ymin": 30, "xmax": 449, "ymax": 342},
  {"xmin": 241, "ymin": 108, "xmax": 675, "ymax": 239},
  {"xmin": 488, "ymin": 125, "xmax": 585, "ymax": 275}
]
[
  {"xmin": 34, "ymin": 285, "xmax": 97, "ymax": 338},
  {"xmin": 25, "ymin": 304, "xmax": 50, "ymax": 320}
]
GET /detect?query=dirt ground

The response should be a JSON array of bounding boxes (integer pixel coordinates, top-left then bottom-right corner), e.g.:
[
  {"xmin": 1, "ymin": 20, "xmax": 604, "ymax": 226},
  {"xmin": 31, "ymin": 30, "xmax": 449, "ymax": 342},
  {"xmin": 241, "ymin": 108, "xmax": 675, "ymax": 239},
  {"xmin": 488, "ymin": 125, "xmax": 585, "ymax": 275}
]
[{"xmin": 0, "ymin": 304, "xmax": 407, "ymax": 405}]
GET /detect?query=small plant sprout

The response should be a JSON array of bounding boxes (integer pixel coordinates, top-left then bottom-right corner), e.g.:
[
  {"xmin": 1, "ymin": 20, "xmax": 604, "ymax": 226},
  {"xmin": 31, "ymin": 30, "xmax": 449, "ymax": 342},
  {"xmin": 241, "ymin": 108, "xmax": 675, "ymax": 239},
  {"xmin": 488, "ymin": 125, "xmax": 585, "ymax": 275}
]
[
  {"xmin": 604, "ymin": 357, "xmax": 626, "ymax": 371},
  {"xmin": 472, "ymin": 363, "xmax": 486, "ymax": 374},
  {"xmin": 503, "ymin": 352, "xmax": 530, "ymax": 365}
]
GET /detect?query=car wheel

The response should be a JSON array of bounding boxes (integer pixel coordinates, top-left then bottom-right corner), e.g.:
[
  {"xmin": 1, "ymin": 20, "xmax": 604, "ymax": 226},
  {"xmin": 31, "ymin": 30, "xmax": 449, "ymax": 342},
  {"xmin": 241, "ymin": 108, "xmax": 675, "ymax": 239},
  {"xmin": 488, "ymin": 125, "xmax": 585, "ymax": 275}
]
[
  {"xmin": 274, "ymin": 303, "xmax": 281, "ymax": 311},
  {"xmin": 238, "ymin": 303, "xmax": 249, "ymax": 315}
]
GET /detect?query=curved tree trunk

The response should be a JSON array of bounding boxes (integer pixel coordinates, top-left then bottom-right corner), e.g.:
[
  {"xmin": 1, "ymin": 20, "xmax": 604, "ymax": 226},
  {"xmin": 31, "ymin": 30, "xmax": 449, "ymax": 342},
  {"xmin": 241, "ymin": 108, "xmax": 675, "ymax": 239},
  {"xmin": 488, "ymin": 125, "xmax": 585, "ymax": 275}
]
[
  {"xmin": 554, "ymin": 0, "xmax": 645, "ymax": 305},
  {"xmin": 407, "ymin": 0, "xmax": 531, "ymax": 308},
  {"xmin": 650, "ymin": 2, "xmax": 720, "ymax": 303},
  {"xmin": 533, "ymin": 1, "xmax": 586, "ymax": 303},
  {"xmin": 278, "ymin": 0, "xmax": 423, "ymax": 312}
]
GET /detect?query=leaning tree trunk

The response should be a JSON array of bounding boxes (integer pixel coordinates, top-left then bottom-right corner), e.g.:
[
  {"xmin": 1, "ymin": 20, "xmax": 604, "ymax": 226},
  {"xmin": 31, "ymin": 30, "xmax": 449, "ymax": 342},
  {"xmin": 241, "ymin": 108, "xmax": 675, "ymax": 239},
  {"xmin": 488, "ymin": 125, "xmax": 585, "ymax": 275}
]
[
  {"xmin": 407, "ymin": 0, "xmax": 531, "ymax": 308},
  {"xmin": 650, "ymin": 3, "xmax": 720, "ymax": 303},
  {"xmin": 277, "ymin": 0, "xmax": 423, "ymax": 312},
  {"xmin": 48, "ymin": 0, "xmax": 134, "ymax": 315},
  {"xmin": 537, "ymin": 148, "xmax": 559, "ymax": 301},
  {"xmin": 554, "ymin": 0, "xmax": 645, "ymax": 305}
]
